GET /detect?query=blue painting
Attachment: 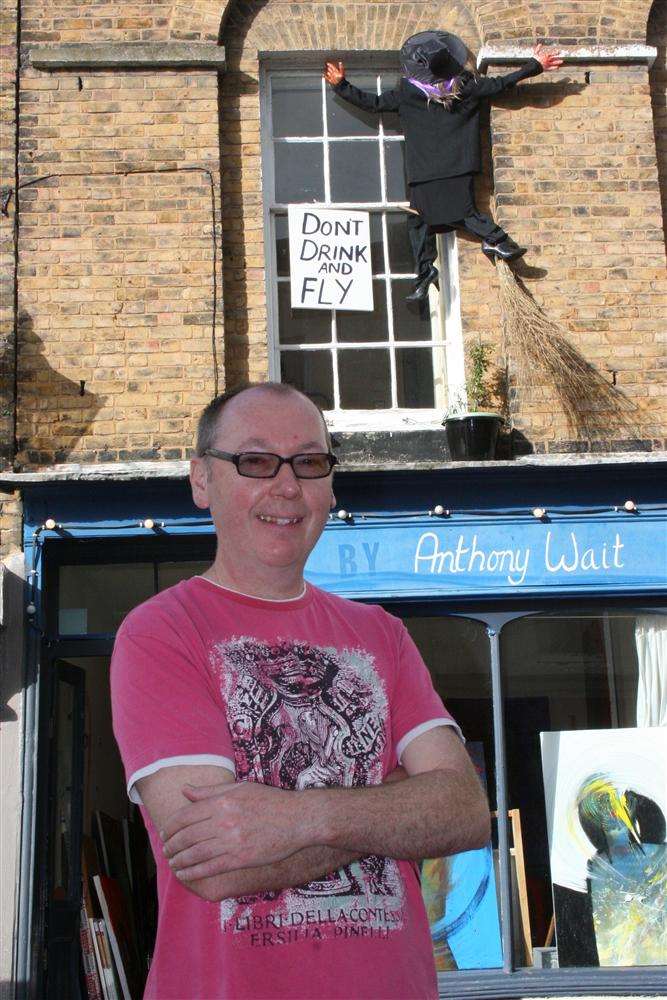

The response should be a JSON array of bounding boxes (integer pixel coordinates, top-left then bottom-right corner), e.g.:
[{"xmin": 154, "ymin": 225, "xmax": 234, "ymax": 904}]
[{"xmin": 421, "ymin": 742, "xmax": 502, "ymax": 970}]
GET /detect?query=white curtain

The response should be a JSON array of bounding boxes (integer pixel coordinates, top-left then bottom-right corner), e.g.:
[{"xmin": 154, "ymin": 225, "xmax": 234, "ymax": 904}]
[{"xmin": 635, "ymin": 614, "xmax": 667, "ymax": 726}]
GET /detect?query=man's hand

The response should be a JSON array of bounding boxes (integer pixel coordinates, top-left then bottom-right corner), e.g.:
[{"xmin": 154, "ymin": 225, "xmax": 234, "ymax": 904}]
[
  {"xmin": 324, "ymin": 61, "xmax": 345, "ymax": 87},
  {"xmin": 161, "ymin": 781, "xmax": 315, "ymax": 881},
  {"xmin": 163, "ymin": 763, "xmax": 407, "ymax": 882},
  {"xmin": 533, "ymin": 44, "xmax": 563, "ymax": 72}
]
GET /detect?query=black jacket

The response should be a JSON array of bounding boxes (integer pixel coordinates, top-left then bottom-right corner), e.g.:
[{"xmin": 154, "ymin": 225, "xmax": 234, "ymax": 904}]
[{"xmin": 334, "ymin": 59, "xmax": 543, "ymax": 184}]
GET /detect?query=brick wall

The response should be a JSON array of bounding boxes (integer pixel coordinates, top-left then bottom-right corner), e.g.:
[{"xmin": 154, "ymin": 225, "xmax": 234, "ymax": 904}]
[
  {"xmin": 469, "ymin": 0, "xmax": 654, "ymax": 46},
  {"xmin": 488, "ymin": 58, "xmax": 666, "ymax": 450},
  {"xmin": 9, "ymin": 0, "xmax": 667, "ymax": 465},
  {"xmin": 16, "ymin": 54, "xmax": 222, "ymax": 465},
  {"xmin": 0, "ymin": 489, "xmax": 22, "ymax": 558},
  {"xmin": 648, "ymin": 0, "xmax": 667, "ymax": 245},
  {"xmin": 0, "ymin": 0, "xmax": 18, "ymax": 469}
]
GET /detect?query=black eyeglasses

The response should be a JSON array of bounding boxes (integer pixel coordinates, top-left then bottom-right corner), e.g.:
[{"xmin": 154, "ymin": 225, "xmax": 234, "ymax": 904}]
[{"xmin": 204, "ymin": 449, "xmax": 338, "ymax": 479}]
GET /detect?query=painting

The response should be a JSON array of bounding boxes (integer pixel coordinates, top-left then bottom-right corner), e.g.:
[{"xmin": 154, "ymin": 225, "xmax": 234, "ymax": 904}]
[
  {"xmin": 540, "ymin": 727, "xmax": 667, "ymax": 968},
  {"xmin": 421, "ymin": 742, "xmax": 503, "ymax": 970}
]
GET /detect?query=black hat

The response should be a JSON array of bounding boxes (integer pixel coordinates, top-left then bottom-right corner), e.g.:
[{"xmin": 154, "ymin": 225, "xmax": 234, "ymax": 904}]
[{"xmin": 400, "ymin": 30, "xmax": 469, "ymax": 84}]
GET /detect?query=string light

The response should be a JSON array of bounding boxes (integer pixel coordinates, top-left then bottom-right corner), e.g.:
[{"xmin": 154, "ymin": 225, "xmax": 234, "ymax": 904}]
[
  {"xmin": 336, "ymin": 509, "xmax": 351, "ymax": 522},
  {"xmin": 430, "ymin": 505, "xmax": 450, "ymax": 517},
  {"xmin": 44, "ymin": 518, "xmax": 58, "ymax": 530},
  {"xmin": 532, "ymin": 507, "xmax": 547, "ymax": 520},
  {"xmin": 623, "ymin": 500, "xmax": 637, "ymax": 513}
]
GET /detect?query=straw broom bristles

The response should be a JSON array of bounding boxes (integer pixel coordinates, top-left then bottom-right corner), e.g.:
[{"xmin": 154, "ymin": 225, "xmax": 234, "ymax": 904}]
[{"xmin": 496, "ymin": 259, "xmax": 637, "ymax": 439}]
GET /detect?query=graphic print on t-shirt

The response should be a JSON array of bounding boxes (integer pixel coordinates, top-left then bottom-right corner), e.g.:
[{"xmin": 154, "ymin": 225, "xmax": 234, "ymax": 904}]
[{"xmin": 211, "ymin": 637, "xmax": 406, "ymax": 946}]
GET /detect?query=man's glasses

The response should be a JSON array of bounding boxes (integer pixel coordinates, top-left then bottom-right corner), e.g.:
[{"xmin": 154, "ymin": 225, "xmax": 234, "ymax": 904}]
[{"xmin": 204, "ymin": 449, "xmax": 338, "ymax": 479}]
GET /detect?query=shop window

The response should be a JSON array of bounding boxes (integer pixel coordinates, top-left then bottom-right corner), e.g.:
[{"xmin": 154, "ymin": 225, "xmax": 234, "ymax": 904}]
[
  {"xmin": 501, "ymin": 611, "xmax": 667, "ymax": 972},
  {"xmin": 58, "ymin": 563, "xmax": 155, "ymax": 635},
  {"xmin": 403, "ymin": 609, "xmax": 667, "ymax": 980},
  {"xmin": 157, "ymin": 560, "xmax": 209, "ymax": 590},
  {"xmin": 262, "ymin": 68, "xmax": 461, "ymax": 426},
  {"xmin": 402, "ymin": 615, "xmax": 504, "ymax": 972}
]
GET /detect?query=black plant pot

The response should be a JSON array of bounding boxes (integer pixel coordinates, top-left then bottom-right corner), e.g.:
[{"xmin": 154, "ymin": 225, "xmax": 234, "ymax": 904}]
[{"xmin": 443, "ymin": 412, "xmax": 504, "ymax": 461}]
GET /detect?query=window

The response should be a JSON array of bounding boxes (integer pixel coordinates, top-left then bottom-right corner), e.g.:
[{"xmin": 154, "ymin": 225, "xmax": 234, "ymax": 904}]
[
  {"xmin": 401, "ymin": 606, "xmax": 667, "ymax": 986},
  {"xmin": 262, "ymin": 66, "xmax": 463, "ymax": 427}
]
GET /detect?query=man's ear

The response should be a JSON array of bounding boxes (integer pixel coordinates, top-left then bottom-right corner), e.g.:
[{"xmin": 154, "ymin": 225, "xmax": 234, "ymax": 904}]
[
  {"xmin": 190, "ymin": 457, "xmax": 211, "ymax": 511},
  {"xmin": 330, "ymin": 492, "xmax": 337, "ymax": 509}
]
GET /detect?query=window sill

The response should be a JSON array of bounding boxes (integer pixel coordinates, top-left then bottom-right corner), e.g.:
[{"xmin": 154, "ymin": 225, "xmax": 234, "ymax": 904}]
[{"xmin": 437, "ymin": 964, "xmax": 667, "ymax": 999}]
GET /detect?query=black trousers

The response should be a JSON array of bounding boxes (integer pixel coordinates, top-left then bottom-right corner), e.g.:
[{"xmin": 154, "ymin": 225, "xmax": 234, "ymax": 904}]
[{"xmin": 407, "ymin": 211, "xmax": 507, "ymax": 276}]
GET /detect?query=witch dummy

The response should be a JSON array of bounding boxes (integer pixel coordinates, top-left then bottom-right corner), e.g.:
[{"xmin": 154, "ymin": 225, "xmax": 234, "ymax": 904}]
[{"xmin": 324, "ymin": 32, "xmax": 562, "ymax": 301}]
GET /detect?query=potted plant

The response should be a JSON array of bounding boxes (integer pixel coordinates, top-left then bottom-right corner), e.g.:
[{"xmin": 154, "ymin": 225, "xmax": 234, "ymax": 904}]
[{"xmin": 443, "ymin": 342, "xmax": 504, "ymax": 460}]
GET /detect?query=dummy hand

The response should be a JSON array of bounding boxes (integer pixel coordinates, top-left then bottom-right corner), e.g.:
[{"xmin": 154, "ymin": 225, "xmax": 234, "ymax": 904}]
[
  {"xmin": 161, "ymin": 781, "xmax": 313, "ymax": 881},
  {"xmin": 324, "ymin": 60, "xmax": 345, "ymax": 86},
  {"xmin": 533, "ymin": 44, "xmax": 563, "ymax": 72}
]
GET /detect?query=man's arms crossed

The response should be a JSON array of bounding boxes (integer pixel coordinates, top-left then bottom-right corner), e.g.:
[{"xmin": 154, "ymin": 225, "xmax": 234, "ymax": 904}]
[
  {"xmin": 137, "ymin": 764, "xmax": 360, "ymax": 903},
  {"xmin": 138, "ymin": 726, "xmax": 490, "ymax": 903}
]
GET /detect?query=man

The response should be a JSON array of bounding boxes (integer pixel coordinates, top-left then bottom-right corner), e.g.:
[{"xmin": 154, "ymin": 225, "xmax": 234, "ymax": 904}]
[{"xmin": 111, "ymin": 382, "xmax": 490, "ymax": 999}]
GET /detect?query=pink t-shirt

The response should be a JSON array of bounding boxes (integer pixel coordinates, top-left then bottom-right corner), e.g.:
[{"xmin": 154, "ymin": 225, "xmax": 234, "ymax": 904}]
[{"xmin": 111, "ymin": 577, "xmax": 460, "ymax": 999}]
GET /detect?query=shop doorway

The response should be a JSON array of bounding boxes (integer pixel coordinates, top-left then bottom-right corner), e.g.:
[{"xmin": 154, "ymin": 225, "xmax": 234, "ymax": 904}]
[{"xmin": 38, "ymin": 650, "xmax": 156, "ymax": 999}]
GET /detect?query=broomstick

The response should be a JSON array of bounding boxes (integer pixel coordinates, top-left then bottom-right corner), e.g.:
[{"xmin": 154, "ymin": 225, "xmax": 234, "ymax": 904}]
[{"xmin": 495, "ymin": 260, "xmax": 638, "ymax": 440}]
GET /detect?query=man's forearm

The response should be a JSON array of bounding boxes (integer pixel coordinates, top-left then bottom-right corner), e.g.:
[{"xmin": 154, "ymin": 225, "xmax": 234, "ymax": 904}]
[
  {"xmin": 187, "ymin": 845, "xmax": 360, "ymax": 903},
  {"xmin": 303, "ymin": 768, "xmax": 490, "ymax": 861}
]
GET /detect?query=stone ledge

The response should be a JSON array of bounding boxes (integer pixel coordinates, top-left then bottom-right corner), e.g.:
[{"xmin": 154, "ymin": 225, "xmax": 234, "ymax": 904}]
[
  {"xmin": 1, "ymin": 451, "xmax": 665, "ymax": 485},
  {"xmin": 28, "ymin": 42, "xmax": 226, "ymax": 71},
  {"xmin": 478, "ymin": 44, "xmax": 657, "ymax": 70}
]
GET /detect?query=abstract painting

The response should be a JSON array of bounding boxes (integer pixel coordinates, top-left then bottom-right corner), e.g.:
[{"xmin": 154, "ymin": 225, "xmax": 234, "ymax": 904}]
[
  {"xmin": 540, "ymin": 727, "xmax": 666, "ymax": 967},
  {"xmin": 421, "ymin": 742, "xmax": 502, "ymax": 970}
]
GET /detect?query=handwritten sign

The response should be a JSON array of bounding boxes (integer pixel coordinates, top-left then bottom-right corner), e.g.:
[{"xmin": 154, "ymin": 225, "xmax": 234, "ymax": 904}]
[{"xmin": 288, "ymin": 206, "xmax": 373, "ymax": 311}]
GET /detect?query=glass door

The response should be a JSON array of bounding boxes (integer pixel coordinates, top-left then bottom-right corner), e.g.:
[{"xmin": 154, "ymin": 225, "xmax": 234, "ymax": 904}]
[{"xmin": 44, "ymin": 661, "xmax": 86, "ymax": 1000}]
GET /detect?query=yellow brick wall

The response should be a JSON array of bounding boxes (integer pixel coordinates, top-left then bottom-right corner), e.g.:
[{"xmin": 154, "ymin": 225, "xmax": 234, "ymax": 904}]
[
  {"xmin": 487, "ymin": 59, "xmax": 666, "ymax": 448},
  {"xmin": 648, "ymin": 0, "xmax": 667, "ymax": 244},
  {"xmin": 0, "ymin": 490, "xmax": 22, "ymax": 557},
  {"xmin": 1, "ymin": 0, "xmax": 17, "ymax": 469},
  {"xmin": 16, "ymin": 64, "xmax": 222, "ymax": 465},
  {"xmin": 9, "ymin": 0, "xmax": 667, "ymax": 466}
]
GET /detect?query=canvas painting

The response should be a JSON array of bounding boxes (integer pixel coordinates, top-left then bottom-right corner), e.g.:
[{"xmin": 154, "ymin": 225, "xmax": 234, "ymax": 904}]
[
  {"xmin": 540, "ymin": 727, "xmax": 666, "ymax": 968},
  {"xmin": 421, "ymin": 742, "xmax": 502, "ymax": 970}
]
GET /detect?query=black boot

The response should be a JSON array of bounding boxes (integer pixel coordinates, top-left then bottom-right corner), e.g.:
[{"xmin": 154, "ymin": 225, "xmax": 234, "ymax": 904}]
[
  {"xmin": 481, "ymin": 237, "xmax": 527, "ymax": 262},
  {"xmin": 405, "ymin": 265, "xmax": 439, "ymax": 303}
]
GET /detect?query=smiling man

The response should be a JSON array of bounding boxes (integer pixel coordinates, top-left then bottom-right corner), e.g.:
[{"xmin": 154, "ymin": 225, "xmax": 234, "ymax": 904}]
[{"xmin": 111, "ymin": 382, "xmax": 490, "ymax": 1000}]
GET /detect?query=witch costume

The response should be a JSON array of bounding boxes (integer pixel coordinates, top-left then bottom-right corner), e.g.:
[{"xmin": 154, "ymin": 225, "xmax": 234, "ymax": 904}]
[{"xmin": 331, "ymin": 30, "xmax": 544, "ymax": 300}]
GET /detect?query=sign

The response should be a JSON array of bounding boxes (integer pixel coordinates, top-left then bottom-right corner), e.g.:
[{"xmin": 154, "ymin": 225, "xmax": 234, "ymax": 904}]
[
  {"xmin": 305, "ymin": 515, "xmax": 667, "ymax": 599},
  {"xmin": 288, "ymin": 206, "xmax": 373, "ymax": 311}
]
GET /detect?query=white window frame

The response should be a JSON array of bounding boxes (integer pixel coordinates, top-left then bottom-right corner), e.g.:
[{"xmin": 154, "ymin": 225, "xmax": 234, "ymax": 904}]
[{"xmin": 260, "ymin": 59, "xmax": 465, "ymax": 432}]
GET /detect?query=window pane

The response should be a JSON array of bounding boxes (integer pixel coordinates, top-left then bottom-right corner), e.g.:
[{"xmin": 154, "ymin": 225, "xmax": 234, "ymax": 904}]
[
  {"xmin": 278, "ymin": 283, "xmax": 331, "ymax": 344},
  {"xmin": 384, "ymin": 140, "xmax": 407, "ymax": 202},
  {"xmin": 52, "ymin": 678, "xmax": 75, "ymax": 896},
  {"xmin": 327, "ymin": 74, "xmax": 379, "ymax": 137},
  {"xmin": 392, "ymin": 280, "xmax": 434, "ymax": 340},
  {"xmin": 59, "ymin": 563, "xmax": 154, "ymax": 634},
  {"xmin": 379, "ymin": 73, "xmax": 402, "ymax": 135},
  {"xmin": 275, "ymin": 142, "xmax": 324, "ymax": 202},
  {"xmin": 403, "ymin": 615, "xmax": 502, "ymax": 972},
  {"xmin": 501, "ymin": 611, "xmax": 667, "ymax": 971},
  {"xmin": 330, "ymin": 142, "xmax": 381, "ymax": 203},
  {"xmin": 336, "ymin": 281, "xmax": 387, "ymax": 342},
  {"xmin": 275, "ymin": 214, "xmax": 289, "ymax": 276},
  {"xmin": 370, "ymin": 213, "xmax": 385, "ymax": 274},
  {"xmin": 395, "ymin": 348, "xmax": 435, "ymax": 407},
  {"xmin": 338, "ymin": 348, "xmax": 390, "ymax": 408},
  {"xmin": 387, "ymin": 213, "xmax": 415, "ymax": 273},
  {"xmin": 272, "ymin": 75, "xmax": 322, "ymax": 137},
  {"xmin": 158, "ymin": 561, "xmax": 209, "ymax": 590},
  {"xmin": 281, "ymin": 350, "xmax": 334, "ymax": 411}
]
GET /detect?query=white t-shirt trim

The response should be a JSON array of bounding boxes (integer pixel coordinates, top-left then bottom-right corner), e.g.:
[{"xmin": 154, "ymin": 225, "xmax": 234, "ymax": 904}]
[
  {"xmin": 127, "ymin": 754, "xmax": 236, "ymax": 804},
  {"xmin": 396, "ymin": 718, "xmax": 464, "ymax": 763}
]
